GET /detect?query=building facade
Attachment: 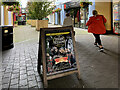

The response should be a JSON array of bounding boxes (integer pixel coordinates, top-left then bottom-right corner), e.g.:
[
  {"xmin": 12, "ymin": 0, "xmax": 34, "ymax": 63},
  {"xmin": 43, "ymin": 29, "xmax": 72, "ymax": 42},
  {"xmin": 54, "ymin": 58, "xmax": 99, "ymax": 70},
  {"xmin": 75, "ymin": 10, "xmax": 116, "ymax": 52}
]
[{"xmin": 50, "ymin": 0, "xmax": 120, "ymax": 34}]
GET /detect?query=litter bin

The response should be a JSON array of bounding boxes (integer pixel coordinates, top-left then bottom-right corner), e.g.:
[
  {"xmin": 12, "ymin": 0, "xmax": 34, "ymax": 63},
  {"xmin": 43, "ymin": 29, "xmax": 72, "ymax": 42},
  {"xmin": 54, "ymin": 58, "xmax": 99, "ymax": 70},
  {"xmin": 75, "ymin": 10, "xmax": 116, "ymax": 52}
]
[{"xmin": 1, "ymin": 25, "xmax": 14, "ymax": 50}]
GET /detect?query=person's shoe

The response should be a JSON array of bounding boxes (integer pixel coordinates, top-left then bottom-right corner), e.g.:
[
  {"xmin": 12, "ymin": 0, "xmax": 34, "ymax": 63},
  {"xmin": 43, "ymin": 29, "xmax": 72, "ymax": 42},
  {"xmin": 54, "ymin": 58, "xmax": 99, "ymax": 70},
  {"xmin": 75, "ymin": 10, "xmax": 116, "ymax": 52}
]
[
  {"xmin": 94, "ymin": 43, "xmax": 98, "ymax": 47},
  {"xmin": 98, "ymin": 47, "xmax": 104, "ymax": 52}
]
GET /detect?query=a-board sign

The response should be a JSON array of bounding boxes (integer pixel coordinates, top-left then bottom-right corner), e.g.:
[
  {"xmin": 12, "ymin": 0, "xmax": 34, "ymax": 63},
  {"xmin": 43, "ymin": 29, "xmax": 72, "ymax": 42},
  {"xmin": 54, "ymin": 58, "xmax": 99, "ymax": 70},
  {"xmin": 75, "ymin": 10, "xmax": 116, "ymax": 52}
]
[{"xmin": 38, "ymin": 26, "xmax": 80, "ymax": 88}]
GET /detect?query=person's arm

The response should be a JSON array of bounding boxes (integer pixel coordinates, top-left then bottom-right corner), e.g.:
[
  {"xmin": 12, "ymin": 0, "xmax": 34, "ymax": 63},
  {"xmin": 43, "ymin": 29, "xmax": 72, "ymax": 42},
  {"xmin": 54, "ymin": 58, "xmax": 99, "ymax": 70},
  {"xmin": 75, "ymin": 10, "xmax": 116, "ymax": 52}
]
[
  {"xmin": 86, "ymin": 17, "xmax": 92, "ymax": 26},
  {"xmin": 102, "ymin": 15, "xmax": 107, "ymax": 23}
]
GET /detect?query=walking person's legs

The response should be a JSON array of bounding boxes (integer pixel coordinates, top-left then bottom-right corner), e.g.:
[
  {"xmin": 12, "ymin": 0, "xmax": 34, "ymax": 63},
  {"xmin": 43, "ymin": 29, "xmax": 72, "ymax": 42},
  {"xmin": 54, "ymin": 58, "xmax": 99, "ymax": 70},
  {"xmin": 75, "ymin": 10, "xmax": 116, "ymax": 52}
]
[{"xmin": 93, "ymin": 34, "xmax": 104, "ymax": 51}]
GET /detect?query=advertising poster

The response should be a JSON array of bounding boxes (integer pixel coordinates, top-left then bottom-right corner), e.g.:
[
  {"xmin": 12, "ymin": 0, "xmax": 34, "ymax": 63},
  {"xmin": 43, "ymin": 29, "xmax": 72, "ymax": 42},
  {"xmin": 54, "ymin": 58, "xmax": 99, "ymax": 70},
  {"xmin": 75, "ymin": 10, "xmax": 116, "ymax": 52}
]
[{"xmin": 45, "ymin": 30, "xmax": 77, "ymax": 74}]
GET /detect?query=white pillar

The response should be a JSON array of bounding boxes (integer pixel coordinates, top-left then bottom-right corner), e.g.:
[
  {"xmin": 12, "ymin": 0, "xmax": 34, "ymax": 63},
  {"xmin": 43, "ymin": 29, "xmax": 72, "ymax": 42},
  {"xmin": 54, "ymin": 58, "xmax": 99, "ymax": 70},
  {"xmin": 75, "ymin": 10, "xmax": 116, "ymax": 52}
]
[{"xmin": 8, "ymin": 11, "xmax": 12, "ymax": 25}]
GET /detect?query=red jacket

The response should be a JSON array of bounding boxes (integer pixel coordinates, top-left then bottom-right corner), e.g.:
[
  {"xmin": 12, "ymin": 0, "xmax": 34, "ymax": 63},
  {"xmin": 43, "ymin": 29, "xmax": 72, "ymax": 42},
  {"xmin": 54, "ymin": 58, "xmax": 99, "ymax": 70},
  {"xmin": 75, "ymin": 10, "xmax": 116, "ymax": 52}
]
[{"xmin": 86, "ymin": 15, "xmax": 107, "ymax": 34}]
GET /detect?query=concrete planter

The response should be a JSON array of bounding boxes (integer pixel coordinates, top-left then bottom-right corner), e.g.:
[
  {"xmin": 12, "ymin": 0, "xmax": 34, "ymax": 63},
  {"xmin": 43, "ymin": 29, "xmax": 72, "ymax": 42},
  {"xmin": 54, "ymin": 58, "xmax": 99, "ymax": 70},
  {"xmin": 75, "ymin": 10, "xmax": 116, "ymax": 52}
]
[
  {"xmin": 31, "ymin": 20, "xmax": 37, "ymax": 27},
  {"xmin": 14, "ymin": 24, "xmax": 18, "ymax": 27},
  {"xmin": 27, "ymin": 20, "xmax": 31, "ymax": 25},
  {"xmin": 36, "ymin": 20, "xmax": 48, "ymax": 31}
]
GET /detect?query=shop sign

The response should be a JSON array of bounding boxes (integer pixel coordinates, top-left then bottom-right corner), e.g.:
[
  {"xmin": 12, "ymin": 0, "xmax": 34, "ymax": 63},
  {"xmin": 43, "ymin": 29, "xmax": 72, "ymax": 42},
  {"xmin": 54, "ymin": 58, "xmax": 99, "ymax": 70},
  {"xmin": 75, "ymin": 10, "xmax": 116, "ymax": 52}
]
[{"xmin": 38, "ymin": 26, "xmax": 80, "ymax": 87}]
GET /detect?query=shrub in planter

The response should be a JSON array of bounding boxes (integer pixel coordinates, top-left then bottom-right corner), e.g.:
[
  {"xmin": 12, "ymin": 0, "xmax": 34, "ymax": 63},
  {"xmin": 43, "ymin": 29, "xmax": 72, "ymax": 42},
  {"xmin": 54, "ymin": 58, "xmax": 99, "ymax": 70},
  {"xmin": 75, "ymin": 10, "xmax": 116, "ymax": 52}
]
[
  {"xmin": 14, "ymin": 21, "xmax": 18, "ymax": 27},
  {"xmin": 27, "ymin": 2, "xmax": 53, "ymax": 30}
]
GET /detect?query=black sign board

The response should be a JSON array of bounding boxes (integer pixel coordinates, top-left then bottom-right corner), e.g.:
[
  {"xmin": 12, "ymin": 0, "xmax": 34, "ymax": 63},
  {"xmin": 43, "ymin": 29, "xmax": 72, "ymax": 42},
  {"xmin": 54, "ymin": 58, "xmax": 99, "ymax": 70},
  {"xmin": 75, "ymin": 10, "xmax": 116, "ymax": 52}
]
[{"xmin": 38, "ymin": 26, "xmax": 80, "ymax": 88}]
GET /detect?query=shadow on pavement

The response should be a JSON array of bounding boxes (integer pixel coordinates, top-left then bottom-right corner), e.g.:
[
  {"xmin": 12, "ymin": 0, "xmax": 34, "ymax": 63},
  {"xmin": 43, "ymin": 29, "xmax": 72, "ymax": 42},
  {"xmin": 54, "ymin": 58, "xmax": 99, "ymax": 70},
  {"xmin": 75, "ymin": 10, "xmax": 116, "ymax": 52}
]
[{"xmin": 47, "ymin": 74, "xmax": 83, "ymax": 88}]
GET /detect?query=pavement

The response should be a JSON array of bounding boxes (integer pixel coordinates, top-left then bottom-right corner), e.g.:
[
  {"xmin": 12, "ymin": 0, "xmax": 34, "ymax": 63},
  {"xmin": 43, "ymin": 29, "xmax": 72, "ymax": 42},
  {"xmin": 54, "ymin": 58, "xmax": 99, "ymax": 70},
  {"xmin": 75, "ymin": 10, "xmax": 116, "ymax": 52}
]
[{"xmin": 1, "ymin": 24, "xmax": 119, "ymax": 89}]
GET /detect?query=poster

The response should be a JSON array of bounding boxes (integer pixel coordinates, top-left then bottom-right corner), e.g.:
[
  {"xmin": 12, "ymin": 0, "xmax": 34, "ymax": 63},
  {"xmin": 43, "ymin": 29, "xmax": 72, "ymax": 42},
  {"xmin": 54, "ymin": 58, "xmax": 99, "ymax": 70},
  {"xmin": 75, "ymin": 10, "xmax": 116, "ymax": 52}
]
[{"xmin": 45, "ymin": 30, "xmax": 77, "ymax": 74}]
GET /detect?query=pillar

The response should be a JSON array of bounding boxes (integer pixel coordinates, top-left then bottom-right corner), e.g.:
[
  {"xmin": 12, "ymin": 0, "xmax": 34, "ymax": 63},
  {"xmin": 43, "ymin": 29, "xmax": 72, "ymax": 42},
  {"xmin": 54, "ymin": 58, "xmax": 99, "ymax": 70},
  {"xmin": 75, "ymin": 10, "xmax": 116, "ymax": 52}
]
[
  {"xmin": 11, "ymin": 12, "xmax": 13, "ymax": 25},
  {"xmin": 4, "ymin": 6, "xmax": 9, "ymax": 25}
]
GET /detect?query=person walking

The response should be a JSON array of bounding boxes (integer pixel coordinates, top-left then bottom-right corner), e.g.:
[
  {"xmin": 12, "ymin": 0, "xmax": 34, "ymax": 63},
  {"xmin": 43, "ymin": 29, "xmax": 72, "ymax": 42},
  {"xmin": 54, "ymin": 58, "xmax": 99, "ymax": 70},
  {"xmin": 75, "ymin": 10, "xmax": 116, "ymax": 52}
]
[
  {"xmin": 86, "ymin": 10, "xmax": 107, "ymax": 52},
  {"xmin": 63, "ymin": 13, "xmax": 73, "ymax": 27},
  {"xmin": 63, "ymin": 13, "xmax": 75, "ymax": 35}
]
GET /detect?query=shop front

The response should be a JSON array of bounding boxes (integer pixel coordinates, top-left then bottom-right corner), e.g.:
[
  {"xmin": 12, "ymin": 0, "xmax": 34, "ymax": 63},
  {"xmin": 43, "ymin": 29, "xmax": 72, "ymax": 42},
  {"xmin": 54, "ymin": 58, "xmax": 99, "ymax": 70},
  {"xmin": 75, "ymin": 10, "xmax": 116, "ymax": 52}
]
[
  {"xmin": 64, "ymin": 1, "xmax": 90, "ymax": 29},
  {"xmin": 18, "ymin": 13, "xmax": 26, "ymax": 25},
  {"xmin": 113, "ymin": 1, "xmax": 120, "ymax": 34}
]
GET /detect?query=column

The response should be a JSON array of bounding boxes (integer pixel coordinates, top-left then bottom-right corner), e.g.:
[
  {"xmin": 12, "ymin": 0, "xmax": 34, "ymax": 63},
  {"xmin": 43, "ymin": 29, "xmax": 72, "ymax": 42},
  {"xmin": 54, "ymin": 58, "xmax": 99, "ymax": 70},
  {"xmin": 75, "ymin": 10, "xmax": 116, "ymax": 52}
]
[{"xmin": 4, "ymin": 6, "xmax": 9, "ymax": 25}]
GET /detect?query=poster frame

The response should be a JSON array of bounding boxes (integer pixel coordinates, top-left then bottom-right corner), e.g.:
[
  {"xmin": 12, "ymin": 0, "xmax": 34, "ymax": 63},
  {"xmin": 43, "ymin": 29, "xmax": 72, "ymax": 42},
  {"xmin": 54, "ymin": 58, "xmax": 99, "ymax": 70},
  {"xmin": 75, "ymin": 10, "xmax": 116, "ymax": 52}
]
[{"xmin": 38, "ymin": 26, "xmax": 80, "ymax": 88}]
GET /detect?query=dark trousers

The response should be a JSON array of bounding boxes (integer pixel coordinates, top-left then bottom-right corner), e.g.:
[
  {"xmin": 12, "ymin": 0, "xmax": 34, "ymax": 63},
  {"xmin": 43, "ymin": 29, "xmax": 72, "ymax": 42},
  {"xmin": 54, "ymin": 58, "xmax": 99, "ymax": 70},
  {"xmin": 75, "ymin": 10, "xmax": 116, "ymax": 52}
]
[{"xmin": 93, "ymin": 34, "xmax": 102, "ymax": 45}]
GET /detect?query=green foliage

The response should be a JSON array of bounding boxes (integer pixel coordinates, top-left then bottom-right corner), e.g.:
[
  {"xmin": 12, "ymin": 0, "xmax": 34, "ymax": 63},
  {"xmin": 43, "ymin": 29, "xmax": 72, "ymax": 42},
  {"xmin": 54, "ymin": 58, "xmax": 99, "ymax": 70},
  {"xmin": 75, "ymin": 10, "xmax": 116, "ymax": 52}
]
[
  {"xmin": 27, "ymin": 2, "xmax": 53, "ymax": 20},
  {"xmin": 14, "ymin": 21, "xmax": 18, "ymax": 24},
  {"xmin": 80, "ymin": 2, "xmax": 92, "ymax": 10}
]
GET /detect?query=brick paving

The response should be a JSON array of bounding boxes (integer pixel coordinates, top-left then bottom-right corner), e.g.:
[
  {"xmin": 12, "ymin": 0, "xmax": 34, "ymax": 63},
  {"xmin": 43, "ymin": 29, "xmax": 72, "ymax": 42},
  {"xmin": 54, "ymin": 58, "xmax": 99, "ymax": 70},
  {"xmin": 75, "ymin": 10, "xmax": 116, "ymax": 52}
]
[{"xmin": 2, "ymin": 24, "xmax": 119, "ymax": 89}]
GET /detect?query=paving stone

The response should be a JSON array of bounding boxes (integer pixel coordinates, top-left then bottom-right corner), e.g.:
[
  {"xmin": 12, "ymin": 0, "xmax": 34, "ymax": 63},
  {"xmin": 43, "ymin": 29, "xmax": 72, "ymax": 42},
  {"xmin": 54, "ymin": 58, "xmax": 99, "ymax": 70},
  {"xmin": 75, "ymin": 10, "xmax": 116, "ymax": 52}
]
[
  {"xmin": 20, "ymin": 74, "xmax": 27, "ymax": 80},
  {"xmin": 27, "ymin": 71, "xmax": 35, "ymax": 76},
  {"xmin": 10, "ymin": 84, "xmax": 18, "ymax": 88},
  {"xmin": 20, "ymin": 70, "xmax": 27, "ymax": 75},
  {"xmin": 26, "ymin": 64, "xmax": 32, "ymax": 67},
  {"xmin": 10, "ymin": 78, "xmax": 19, "ymax": 85},
  {"xmin": 36, "ymin": 76, "xmax": 42, "ymax": 82},
  {"xmin": 19, "ymin": 79, "xmax": 28, "ymax": 86},
  {"xmin": 34, "ymin": 72, "xmax": 39, "ymax": 77},
  {"xmin": 11, "ymin": 73, "xmax": 19, "ymax": 79},
  {"xmin": 2, "ymin": 83, "xmax": 9, "ymax": 88},
  {"xmin": 27, "ymin": 67, "xmax": 34, "ymax": 71},
  {"xmin": 20, "ymin": 67, "xmax": 26, "ymax": 71},
  {"xmin": 28, "ymin": 80, "xmax": 38, "ymax": 88},
  {"xmin": 5, "ymin": 69, "xmax": 12, "ymax": 73},
  {"xmin": 3, "ymin": 73, "xmax": 11, "ymax": 78},
  {"xmin": 12, "ymin": 69, "xmax": 19, "ymax": 74},
  {"xmin": 34, "ymin": 68, "xmax": 37, "ymax": 72},
  {"xmin": 37, "ymin": 81, "xmax": 43, "ymax": 88},
  {"xmin": 2, "ymin": 78, "xmax": 10, "ymax": 84},
  {"xmin": 19, "ymin": 85, "xmax": 28, "ymax": 89},
  {"xmin": 28, "ymin": 75, "xmax": 36, "ymax": 81}
]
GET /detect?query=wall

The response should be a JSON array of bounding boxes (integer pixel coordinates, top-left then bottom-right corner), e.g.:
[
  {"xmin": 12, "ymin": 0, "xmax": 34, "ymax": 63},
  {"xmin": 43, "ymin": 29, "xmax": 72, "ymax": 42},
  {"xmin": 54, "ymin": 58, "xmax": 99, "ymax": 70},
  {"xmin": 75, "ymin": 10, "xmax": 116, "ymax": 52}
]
[{"xmin": 95, "ymin": 2, "xmax": 112, "ymax": 31}]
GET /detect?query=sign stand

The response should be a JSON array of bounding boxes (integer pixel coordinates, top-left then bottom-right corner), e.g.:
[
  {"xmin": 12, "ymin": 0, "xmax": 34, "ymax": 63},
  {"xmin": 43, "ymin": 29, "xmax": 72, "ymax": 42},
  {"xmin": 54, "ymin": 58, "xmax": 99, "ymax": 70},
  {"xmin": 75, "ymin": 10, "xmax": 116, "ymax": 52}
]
[{"xmin": 38, "ymin": 26, "xmax": 80, "ymax": 88}]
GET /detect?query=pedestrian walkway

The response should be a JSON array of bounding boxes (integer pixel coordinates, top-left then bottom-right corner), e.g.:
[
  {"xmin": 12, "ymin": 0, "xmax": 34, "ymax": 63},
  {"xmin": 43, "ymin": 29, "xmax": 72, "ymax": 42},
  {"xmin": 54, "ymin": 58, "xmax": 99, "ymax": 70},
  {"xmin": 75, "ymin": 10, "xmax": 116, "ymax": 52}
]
[{"xmin": 2, "ymin": 24, "xmax": 119, "ymax": 89}]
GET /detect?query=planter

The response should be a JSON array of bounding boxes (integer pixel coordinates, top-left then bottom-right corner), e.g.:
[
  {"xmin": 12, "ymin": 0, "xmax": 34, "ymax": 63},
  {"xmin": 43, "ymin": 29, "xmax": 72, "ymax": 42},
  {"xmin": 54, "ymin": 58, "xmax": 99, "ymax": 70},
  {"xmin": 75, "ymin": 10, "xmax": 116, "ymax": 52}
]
[
  {"xmin": 36, "ymin": 20, "xmax": 48, "ymax": 31},
  {"xmin": 27, "ymin": 20, "xmax": 31, "ymax": 25},
  {"xmin": 14, "ymin": 24, "xmax": 18, "ymax": 27},
  {"xmin": 31, "ymin": 20, "xmax": 37, "ymax": 27}
]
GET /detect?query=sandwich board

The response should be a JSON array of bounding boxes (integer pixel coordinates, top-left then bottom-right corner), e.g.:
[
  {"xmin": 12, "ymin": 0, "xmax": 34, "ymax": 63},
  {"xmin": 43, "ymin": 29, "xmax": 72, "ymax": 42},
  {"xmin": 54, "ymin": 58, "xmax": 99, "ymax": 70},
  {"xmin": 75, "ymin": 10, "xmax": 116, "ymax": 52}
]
[{"xmin": 37, "ymin": 26, "xmax": 80, "ymax": 88}]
